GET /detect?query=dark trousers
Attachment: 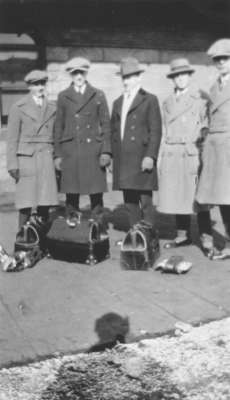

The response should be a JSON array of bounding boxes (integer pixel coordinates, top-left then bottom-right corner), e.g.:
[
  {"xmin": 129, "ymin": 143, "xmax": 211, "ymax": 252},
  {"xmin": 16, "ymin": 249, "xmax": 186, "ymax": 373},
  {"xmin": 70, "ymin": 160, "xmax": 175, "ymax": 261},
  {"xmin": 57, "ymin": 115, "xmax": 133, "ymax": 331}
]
[
  {"xmin": 18, "ymin": 206, "xmax": 50, "ymax": 229},
  {"xmin": 219, "ymin": 205, "xmax": 230, "ymax": 236},
  {"xmin": 123, "ymin": 189, "xmax": 154, "ymax": 226},
  {"xmin": 175, "ymin": 211, "xmax": 212, "ymax": 237},
  {"xmin": 66, "ymin": 193, "xmax": 104, "ymax": 213}
]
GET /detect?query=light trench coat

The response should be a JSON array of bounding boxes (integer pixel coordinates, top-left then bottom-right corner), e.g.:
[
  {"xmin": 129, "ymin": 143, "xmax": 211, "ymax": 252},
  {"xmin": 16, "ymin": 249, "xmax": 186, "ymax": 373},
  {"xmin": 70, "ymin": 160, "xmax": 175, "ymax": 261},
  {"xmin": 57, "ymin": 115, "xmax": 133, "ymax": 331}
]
[
  {"xmin": 196, "ymin": 79, "xmax": 230, "ymax": 204},
  {"xmin": 7, "ymin": 94, "xmax": 58, "ymax": 210},
  {"xmin": 157, "ymin": 87, "xmax": 208, "ymax": 214}
]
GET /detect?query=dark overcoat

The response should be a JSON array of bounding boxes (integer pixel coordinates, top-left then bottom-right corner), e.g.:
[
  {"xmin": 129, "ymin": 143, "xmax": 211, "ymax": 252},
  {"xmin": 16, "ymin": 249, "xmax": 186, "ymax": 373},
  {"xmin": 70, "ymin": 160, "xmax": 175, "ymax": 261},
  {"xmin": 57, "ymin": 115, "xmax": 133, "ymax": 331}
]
[
  {"xmin": 111, "ymin": 88, "xmax": 162, "ymax": 191},
  {"xmin": 54, "ymin": 83, "xmax": 111, "ymax": 194},
  {"xmin": 7, "ymin": 94, "xmax": 58, "ymax": 209}
]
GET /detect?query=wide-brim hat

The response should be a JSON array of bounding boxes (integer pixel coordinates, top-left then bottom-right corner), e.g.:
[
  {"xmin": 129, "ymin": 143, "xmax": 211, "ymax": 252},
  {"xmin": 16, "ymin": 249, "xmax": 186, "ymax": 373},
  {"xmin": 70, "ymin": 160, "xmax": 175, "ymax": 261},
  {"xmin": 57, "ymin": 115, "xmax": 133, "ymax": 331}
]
[
  {"xmin": 65, "ymin": 57, "xmax": 90, "ymax": 73},
  {"xmin": 24, "ymin": 70, "xmax": 48, "ymax": 84},
  {"xmin": 167, "ymin": 58, "xmax": 195, "ymax": 78},
  {"xmin": 207, "ymin": 39, "xmax": 230, "ymax": 59},
  {"xmin": 117, "ymin": 57, "xmax": 144, "ymax": 77}
]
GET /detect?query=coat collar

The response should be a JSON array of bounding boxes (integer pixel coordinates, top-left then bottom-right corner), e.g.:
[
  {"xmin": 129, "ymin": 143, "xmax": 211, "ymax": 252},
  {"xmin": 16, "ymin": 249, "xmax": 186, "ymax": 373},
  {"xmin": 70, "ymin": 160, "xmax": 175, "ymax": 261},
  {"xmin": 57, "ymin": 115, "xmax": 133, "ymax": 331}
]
[
  {"xmin": 209, "ymin": 78, "xmax": 230, "ymax": 113},
  {"xmin": 18, "ymin": 94, "xmax": 56, "ymax": 124},
  {"xmin": 164, "ymin": 88, "xmax": 199, "ymax": 122},
  {"xmin": 115, "ymin": 88, "xmax": 147, "ymax": 116},
  {"xmin": 64, "ymin": 83, "xmax": 97, "ymax": 112}
]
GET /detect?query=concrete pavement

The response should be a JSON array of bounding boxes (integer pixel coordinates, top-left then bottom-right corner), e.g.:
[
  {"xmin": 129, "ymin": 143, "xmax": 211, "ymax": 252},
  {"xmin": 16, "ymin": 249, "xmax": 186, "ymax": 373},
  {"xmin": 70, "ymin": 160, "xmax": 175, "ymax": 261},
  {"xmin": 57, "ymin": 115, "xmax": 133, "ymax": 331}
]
[{"xmin": 0, "ymin": 190, "xmax": 230, "ymax": 369}]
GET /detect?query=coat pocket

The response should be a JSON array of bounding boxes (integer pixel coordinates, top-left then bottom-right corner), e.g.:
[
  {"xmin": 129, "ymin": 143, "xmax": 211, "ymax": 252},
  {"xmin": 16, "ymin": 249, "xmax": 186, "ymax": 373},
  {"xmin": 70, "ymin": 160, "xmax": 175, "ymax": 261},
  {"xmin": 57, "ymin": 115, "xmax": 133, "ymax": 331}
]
[
  {"xmin": 17, "ymin": 155, "xmax": 35, "ymax": 177},
  {"xmin": 187, "ymin": 154, "xmax": 199, "ymax": 175},
  {"xmin": 16, "ymin": 142, "xmax": 35, "ymax": 156},
  {"xmin": 142, "ymin": 136, "xmax": 149, "ymax": 146}
]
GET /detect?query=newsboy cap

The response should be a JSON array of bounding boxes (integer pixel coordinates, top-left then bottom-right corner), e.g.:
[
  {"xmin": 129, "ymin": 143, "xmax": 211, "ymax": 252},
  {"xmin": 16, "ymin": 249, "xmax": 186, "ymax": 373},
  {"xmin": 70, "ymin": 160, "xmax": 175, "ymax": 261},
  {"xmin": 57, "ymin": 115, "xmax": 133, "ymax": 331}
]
[
  {"xmin": 24, "ymin": 70, "xmax": 48, "ymax": 84},
  {"xmin": 65, "ymin": 57, "xmax": 91, "ymax": 73},
  {"xmin": 167, "ymin": 58, "xmax": 195, "ymax": 78},
  {"xmin": 117, "ymin": 57, "xmax": 144, "ymax": 77},
  {"xmin": 207, "ymin": 39, "xmax": 230, "ymax": 59}
]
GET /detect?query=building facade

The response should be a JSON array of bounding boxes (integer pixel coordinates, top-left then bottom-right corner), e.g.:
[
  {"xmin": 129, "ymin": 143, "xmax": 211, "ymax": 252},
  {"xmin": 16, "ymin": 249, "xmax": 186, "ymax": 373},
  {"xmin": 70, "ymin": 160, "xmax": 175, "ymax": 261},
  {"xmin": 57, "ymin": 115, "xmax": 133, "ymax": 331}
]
[{"xmin": 0, "ymin": 0, "xmax": 229, "ymax": 121}]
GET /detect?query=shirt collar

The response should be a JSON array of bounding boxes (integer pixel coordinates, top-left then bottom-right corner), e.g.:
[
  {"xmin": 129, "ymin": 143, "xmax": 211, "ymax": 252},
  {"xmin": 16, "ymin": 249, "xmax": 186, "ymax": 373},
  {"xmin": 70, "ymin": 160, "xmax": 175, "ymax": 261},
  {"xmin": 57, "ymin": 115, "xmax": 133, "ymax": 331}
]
[
  {"xmin": 219, "ymin": 73, "xmax": 230, "ymax": 85},
  {"xmin": 74, "ymin": 83, "xmax": 86, "ymax": 94},
  {"xmin": 124, "ymin": 84, "xmax": 141, "ymax": 98},
  {"xmin": 32, "ymin": 95, "xmax": 44, "ymax": 105}
]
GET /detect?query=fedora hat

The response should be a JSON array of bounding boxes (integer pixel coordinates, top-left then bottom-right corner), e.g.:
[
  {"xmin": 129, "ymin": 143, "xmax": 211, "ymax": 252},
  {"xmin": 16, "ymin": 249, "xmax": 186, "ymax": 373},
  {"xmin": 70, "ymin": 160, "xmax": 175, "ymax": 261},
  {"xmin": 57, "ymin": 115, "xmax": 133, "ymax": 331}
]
[
  {"xmin": 117, "ymin": 57, "xmax": 144, "ymax": 77},
  {"xmin": 65, "ymin": 57, "xmax": 90, "ymax": 73},
  {"xmin": 207, "ymin": 39, "xmax": 230, "ymax": 59},
  {"xmin": 167, "ymin": 58, "xmax": 195, "ymax": 78},
  {"xmin": 24, "ymin": 70, "xmax": 48, "ymax": 84}
]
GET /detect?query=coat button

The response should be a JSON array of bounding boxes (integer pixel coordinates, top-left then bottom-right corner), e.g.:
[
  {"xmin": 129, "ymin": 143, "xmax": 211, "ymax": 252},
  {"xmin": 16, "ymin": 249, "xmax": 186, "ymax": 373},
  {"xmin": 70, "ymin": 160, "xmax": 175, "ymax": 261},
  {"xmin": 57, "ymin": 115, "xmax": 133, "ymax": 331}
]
[
  {"xmin": 131, "ymin": 125, "xmax": 135, "ymax": 130},
  {"xmin": 75, "ymin": 114, "xmax": 79, "ymax": 118},
  {"xmin": 87, "ymin": 124, "xmax": 91, "ymax": 129},
  {"xmin": 131, "ymin": 136, "xmax": 135, "ymax": 141},
  {"xmin": 76, "ymin": 126, "xmax": 80, "ymax": 130},
  {"xmin": 87, "ymin": 138, "xmax": 91, "ymax": 143}
]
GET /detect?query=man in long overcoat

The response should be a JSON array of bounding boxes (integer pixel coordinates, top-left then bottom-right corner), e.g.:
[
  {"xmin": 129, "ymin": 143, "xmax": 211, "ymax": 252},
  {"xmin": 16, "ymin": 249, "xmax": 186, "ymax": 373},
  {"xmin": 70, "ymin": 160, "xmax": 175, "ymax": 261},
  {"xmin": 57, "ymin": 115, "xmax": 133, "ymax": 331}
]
[
  {"xmin": 111, "ymin": 57, "xmax": 162, "ymax": 226},
  {"xmin": 54, "ymin": 57, "xmax": 111, "ymax": 213},
  {"xmin": 196, "ymin": 39, "xmax": 230, "ymax": 257},
  {"xmin": 7, "ymin": 70, "xmax": 58, "ymax": 228},
  {"xmin": 157, "ymin": 58, "xmax": 220, "ymax": 257}
]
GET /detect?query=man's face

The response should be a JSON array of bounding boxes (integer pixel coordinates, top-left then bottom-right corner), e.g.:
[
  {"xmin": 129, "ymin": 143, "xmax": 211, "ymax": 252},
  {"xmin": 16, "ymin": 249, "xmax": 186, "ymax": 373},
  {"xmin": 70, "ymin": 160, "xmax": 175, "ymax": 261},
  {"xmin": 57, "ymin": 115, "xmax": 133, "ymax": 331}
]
[
  {"xmin": 29, "ymin": 80, "xmax": 47, "ymax": 97},
  {"xmin": 122, "ymin": 73, "xmax": 141, "ymax": 92},
  {"xmin": 213, "ymin": 56, "xmax": 230, "ymax": 76},
  {"xmin": 173, "ymin": 72, "xmax": 191, "ymax": 90},
  {"xmin": 71, "ymin": 70, "xmax": 87, "ymax": 87}
]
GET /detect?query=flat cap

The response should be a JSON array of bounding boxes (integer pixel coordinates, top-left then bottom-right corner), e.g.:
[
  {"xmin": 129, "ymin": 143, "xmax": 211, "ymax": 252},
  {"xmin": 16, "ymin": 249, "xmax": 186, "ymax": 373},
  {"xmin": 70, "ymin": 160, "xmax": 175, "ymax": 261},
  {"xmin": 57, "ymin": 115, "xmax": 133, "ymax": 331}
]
[
  {"xmin": 24, "ymin": 70, "xmax": 48, "ymax": 84},
  {"xmin": 207, "ymin": 39, "xmax": 230, "ymax": 58},
  {"xmin": 65, "ymin": 57, "xmax": 90, "ymax": 73}
]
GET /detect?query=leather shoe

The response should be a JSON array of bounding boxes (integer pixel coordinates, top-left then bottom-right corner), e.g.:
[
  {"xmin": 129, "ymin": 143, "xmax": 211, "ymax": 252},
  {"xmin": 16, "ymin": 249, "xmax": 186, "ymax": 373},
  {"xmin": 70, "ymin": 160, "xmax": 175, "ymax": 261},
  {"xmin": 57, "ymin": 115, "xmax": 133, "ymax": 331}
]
[
  {"xmin": 201, "ymin": 246, "xmax": 230, "ymax": 260},
  {"xmin": 164, "ymin": 238, "xmax": 192, "ymax": 249}
]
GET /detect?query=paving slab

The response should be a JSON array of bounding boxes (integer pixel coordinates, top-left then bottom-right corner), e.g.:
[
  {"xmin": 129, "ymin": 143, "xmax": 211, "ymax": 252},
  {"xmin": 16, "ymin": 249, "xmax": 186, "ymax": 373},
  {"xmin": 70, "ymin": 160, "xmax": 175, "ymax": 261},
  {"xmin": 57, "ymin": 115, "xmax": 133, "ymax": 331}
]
[{"xmin": 0, "ymin": 191, "xmax": 230, "ymax": 368}]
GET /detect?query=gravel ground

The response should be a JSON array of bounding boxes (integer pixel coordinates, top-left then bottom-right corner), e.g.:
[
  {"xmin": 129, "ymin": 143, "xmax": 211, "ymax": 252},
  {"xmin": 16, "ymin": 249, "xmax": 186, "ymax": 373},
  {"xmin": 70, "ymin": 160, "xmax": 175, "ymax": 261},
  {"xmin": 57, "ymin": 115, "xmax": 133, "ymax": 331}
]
[{"xmin": 0, "ymin": 317, "xmax": 230, "ymax": 400}]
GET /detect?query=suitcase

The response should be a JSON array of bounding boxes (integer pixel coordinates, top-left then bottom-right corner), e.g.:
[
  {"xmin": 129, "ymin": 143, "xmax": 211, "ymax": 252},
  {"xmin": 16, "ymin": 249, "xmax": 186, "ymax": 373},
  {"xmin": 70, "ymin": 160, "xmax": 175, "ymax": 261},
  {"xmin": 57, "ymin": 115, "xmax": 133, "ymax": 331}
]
[
  {"xmin": 46, "ymin": 213, "xmax": 110, "ymax": 264},
  {"xmin": 120, "ymin": 220, "xmax": 160, "ymax": 270}
]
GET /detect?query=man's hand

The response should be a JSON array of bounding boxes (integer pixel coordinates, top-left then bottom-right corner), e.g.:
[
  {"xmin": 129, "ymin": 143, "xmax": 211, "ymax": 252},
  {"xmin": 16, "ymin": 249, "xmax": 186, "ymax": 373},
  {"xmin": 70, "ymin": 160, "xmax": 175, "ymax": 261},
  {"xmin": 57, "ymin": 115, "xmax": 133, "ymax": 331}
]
[
  {"xmin": 141, "ymin": 157, "xmax": 154, "ymax": 172},
  {"xmin": 99, "ymin": 153, "xmax": 111, "ymax": 168},
  {"xmin": 8, "ymin": 169, "xmax": 20, "ymax": 183},
  {"xmin": 54, "ymin": 157, "xmax": 62, "ymax": 171}
]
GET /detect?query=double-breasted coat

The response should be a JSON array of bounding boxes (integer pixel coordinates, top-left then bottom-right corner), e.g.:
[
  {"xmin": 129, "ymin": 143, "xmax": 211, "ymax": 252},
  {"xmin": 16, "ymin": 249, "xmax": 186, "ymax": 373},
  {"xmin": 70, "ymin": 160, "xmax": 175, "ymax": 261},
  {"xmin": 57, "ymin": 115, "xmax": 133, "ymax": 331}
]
[
  {"xmin": 7, "ymin": 94, "xmax": 58, "ymax": 210},
  {"xmin": 196, "ymin": 79, "xmax": 230, "ymax": 204},
  {"xmin": 54, "ymin": 83, "xmax": 111, "ymax": 194},
  {"xmin": 157, "ymin": 88, "xmax": 208, "ymax": 214},
  {"xmin": 111, "ymin": 88, "xmax": 162, "ymax": 191}
]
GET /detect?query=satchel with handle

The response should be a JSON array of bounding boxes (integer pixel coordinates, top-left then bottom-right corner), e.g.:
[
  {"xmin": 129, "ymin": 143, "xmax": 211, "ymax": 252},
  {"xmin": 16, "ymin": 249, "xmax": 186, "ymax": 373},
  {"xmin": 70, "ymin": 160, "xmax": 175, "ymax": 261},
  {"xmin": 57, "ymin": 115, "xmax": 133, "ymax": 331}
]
[{"xmin": 46, "ymin": 212, "xmax": 110, "ymax": 264}]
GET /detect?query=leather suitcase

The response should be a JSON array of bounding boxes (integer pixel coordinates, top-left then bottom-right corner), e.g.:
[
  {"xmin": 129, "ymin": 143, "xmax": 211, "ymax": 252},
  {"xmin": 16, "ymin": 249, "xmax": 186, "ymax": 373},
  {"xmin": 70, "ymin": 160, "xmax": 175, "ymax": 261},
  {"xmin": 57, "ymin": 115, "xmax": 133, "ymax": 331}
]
[
  {"xmin": 120, "ymin": 220, "xmax": 160, "ymax": 270},
  {"xmin": 46, "ymin": 214, "xmax": 110, "ymax": 264}
]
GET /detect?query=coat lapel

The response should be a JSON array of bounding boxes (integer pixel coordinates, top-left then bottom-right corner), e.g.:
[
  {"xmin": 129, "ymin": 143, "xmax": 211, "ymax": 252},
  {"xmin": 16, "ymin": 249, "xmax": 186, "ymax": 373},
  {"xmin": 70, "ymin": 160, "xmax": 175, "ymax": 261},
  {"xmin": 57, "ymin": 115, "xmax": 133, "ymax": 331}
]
[
  {"xmin": 38, "ymin": 99, "xmax": 56, "ymax": 132},
  {"xmin": 128, "ymin": 88, "xmax": 147, "ymax": 114},
  {"xmin": 64, "ymin": 83, "xmax": 96, "ymax": 113},
  {"xmin": 115, "ymin": 88, "xmax": 146, "ymax": 117},
  {"xmin": 115, "ymin": 95, "xmax": 123, "ymax": 118},
  {"xmin": 209, "ymin": 79, "xmax": 230, "ymax": 113},
  {"xmin": 164, "ymin": 90, "xmax": 195, "ymax": 123},
  {"xmin": 19, "ymin": 94, "xmax": 41, "ymax": 121}
]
